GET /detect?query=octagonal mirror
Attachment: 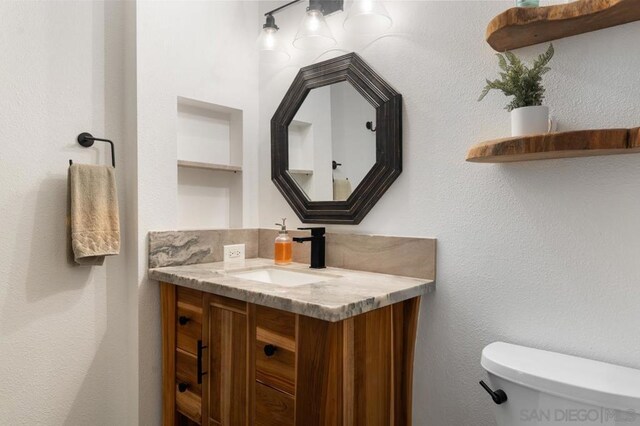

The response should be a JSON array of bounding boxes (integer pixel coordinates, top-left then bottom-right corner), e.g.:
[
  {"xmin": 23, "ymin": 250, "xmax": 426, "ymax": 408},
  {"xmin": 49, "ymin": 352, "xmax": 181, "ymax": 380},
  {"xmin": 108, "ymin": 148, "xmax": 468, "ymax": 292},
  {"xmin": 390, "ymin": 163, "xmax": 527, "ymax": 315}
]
[{"xmin": 271, "ymin": 53, "xmax": 402, "ymax": 224}]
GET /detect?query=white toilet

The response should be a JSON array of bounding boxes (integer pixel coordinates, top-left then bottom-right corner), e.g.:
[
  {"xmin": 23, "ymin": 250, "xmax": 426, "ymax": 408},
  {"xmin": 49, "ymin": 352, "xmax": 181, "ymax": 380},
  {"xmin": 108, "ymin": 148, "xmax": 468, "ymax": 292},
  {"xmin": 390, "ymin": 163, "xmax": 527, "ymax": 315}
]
[{"xmin": 481, "ymin": 342, "xmax": 640, "ymax": 425}]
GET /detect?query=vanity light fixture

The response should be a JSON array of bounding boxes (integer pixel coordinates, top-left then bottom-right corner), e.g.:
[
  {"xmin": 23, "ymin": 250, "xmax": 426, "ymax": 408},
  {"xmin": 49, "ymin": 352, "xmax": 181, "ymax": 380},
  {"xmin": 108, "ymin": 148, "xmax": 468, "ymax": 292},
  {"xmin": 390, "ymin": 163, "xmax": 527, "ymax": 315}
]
[
  {"xmin": 343, "ymin": 0, "xmax": 392, "ymax": 34},
  {"xmin": 257, "ymin": 0, "xmax": 392, "ymax": 57},
  {"xmin": 257, "ymin": 14, "xmax": 290, "ymax": 63},
  {"xmin": 258, "ymin": 0, "xmax": 343, "ymax": 57}
]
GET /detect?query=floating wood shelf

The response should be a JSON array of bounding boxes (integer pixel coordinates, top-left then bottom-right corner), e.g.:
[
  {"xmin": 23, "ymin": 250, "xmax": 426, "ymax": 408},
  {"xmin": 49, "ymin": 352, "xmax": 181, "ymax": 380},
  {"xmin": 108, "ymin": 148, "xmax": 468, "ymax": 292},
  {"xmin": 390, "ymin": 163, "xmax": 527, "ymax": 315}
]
[
  {"xmin": 486, "ymin": 0, "xmax": 640, "ymax": 51},
  {"xmin": 177, "ymin": 160, "xmax": 242, "ymax": 172},
  {"xmin": 466, "ymin": 128, "xmax": 640, "ymax": 163}
]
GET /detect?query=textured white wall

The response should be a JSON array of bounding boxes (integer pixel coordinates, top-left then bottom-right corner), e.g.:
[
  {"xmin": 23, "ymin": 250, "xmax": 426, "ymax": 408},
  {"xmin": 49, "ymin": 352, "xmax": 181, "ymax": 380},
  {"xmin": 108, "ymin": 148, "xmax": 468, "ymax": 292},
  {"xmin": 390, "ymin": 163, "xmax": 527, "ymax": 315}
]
[
  {"xmin": 0, "ymin": 1, "xmax": 133, "ymax": 424},
  {"xmin": 136, "ymin": 1, "xmax": 259, "ymax": 422},
  {"xmin": 259, "ymin": 2, "xmax": 640, "ymax": 425}
]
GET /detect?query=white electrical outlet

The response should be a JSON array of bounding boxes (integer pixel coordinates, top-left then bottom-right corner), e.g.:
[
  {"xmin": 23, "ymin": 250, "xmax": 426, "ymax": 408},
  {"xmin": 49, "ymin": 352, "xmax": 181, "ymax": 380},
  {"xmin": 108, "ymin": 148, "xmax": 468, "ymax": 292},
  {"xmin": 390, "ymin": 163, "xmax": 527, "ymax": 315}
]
[{"xmin": 224, "ymin": 244, "xmax": 245, "ymax": 262}]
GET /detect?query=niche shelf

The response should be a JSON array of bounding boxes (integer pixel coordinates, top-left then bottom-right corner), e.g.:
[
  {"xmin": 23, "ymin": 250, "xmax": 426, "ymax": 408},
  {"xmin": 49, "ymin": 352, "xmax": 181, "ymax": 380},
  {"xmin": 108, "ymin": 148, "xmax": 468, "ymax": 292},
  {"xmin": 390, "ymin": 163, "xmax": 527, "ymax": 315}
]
[
  {"xmin": 289, "ymin": 168, "xmax": 313, "ymax": 175},
  {"xmin": 176, "ymin": 96, "xmax": 244, "ymax": 229},
  {"xmin": 486, "ymin": 0, "xmax": 640, "ymax": 51},
  {"xmin": 176, "ymin": 96, "xmax": 243, "ymax": 169},
  {"xmin": 466, "ymin": 127, "xmax": 640, "ymax": 163},
  {"xmin": 177, "ymin": 160, "xmax": 242, "ymax": 173}
]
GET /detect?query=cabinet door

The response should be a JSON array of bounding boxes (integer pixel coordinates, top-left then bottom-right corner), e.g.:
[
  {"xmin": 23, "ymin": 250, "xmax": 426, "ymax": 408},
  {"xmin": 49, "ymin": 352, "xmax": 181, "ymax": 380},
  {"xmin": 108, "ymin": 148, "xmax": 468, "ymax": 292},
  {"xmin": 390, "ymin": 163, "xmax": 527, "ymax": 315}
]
[{"xmin": 207, "ymin": 296, "xmax": 248, "ymax": 426}]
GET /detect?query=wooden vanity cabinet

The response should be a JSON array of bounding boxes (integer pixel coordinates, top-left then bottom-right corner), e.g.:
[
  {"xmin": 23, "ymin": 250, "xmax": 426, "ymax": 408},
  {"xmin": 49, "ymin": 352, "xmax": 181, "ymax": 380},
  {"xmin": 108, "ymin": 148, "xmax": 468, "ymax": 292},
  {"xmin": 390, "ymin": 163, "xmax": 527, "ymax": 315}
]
[{"xmin": 161, "ymin": 283, "xmax": 420, "ymax": 426}]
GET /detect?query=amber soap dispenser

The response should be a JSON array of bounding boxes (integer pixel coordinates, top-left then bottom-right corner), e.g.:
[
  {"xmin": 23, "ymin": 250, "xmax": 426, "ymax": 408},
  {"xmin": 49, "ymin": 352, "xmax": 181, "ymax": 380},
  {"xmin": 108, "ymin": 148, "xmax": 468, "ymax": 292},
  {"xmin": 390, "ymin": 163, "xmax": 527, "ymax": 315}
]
[{"xmin": 274, "ymin": 218, "xmax": 292, "ymax": 265}]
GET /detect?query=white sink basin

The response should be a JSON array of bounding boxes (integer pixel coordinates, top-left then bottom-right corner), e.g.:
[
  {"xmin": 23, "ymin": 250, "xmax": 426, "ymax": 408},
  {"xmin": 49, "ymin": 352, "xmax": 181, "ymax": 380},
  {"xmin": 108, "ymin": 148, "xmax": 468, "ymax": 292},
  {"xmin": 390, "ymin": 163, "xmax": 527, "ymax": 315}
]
[{"xmin": 228, "ymin": 268, "xmax": 332, "ymax": 287}]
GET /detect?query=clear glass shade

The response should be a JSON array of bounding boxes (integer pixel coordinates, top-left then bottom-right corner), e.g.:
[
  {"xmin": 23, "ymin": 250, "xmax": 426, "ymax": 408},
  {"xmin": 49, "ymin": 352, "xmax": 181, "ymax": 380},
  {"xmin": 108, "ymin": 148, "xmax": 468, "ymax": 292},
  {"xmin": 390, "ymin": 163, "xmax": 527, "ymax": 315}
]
[
  {"xmin": 293, "ymin": 9, "xmax": 336, "ymax": 50},
  {"xmin": 343, "ymin": 0, "xmax": 392, "ymax": 34},
  {"xmin": 257, "ymin": 27, "xmax": 290, "ymax": 63}
]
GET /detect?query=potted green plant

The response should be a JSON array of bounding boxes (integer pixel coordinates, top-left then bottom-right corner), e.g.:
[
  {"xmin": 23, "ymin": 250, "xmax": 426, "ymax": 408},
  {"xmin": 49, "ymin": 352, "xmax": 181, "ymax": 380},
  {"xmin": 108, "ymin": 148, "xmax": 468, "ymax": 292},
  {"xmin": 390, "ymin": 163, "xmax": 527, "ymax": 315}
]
[{"xmin": 479, "ymin": 44, "xmax": 554, "ymax": 137}]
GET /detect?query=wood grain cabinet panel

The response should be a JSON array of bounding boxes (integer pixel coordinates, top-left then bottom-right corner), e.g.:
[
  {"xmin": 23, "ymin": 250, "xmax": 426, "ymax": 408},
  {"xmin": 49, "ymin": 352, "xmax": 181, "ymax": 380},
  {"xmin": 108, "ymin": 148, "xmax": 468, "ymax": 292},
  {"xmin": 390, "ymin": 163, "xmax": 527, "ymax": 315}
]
[
  {"xmin": 176, "ymin": 286, "xmax": 203, "ymax": 355},
  {"xmin": 178, "ymin": 411, "xmax": 203, "ymax": 426},
  {"xmin": 255, "ymin": 306, "xmax": 296, "ymax": 395},
  {"xmin": 349, "ymin": 306, "xmax": 393, "ymax": 426},
  {"xmin": 207, "ymin": 298, "xmax": 248, "ymax": 426},
  {"xmin": 176, "ymin": 349, "xmax": 202, "ymax": 395},
  {"xmin": 255, "ymin": 345, "xmax": 296, "ymax": 396},
  {"xmin": 255, "ymin": 383, "xmax": 295, "ymax": 426},
  {"xmin": 176, "ymin": 385, "xmax": 202, "ymax": 425},
  {"xmin": 161, "ymin": 282, "xmax": 421, "ymax": 426},
  {"xmin": 296, "ymin": 315, "xmax": 342, "ymax": 425},
  {"xmin": 161, "ymin": 283, "xmax": 177, "ymax": 426}
]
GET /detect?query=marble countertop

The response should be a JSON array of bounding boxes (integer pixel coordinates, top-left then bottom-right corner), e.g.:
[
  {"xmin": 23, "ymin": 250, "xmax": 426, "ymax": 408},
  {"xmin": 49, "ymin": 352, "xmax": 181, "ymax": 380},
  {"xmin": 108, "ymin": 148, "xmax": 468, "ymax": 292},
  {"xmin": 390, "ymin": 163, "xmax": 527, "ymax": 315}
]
[{"xmin": 149, "ymin": 258, "xmax": 434, "ymax": 322}]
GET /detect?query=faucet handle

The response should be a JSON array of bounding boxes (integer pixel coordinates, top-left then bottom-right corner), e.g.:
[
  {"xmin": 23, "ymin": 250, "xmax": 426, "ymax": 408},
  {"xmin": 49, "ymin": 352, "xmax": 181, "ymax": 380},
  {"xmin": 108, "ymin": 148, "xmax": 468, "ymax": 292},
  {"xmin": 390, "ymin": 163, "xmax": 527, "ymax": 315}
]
[{"xmin": 298, "ymin": 227, "xmax": 325, "ymax": 237}]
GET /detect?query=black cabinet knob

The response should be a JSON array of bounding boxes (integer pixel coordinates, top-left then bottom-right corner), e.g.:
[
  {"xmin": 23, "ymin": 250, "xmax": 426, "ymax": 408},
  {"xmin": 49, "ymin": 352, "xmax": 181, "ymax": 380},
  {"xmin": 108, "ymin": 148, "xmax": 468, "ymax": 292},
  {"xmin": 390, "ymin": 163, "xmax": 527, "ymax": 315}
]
[
  {"xmin": 178, "ymin": 316, "xmax": 190, "ymax": 325},
  {"xmin": 263, "ymin": 344, "xmax": 277, "ymax": 357},
  {"xmin": 178, "ymin": 383, "xmax": 189, "ymax": 393}
]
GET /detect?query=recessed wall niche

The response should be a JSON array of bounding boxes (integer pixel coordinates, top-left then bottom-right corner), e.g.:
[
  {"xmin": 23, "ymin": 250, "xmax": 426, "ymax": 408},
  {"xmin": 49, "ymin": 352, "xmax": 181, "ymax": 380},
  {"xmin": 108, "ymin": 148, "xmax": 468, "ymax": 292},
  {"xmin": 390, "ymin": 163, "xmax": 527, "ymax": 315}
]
[
  {"xmin": 176, "ymin": 96, "xmax": 243, "ymax": 229},
  {"xmin": 288, "ymin": 120, "xmax": 314, "ymax": 197}
]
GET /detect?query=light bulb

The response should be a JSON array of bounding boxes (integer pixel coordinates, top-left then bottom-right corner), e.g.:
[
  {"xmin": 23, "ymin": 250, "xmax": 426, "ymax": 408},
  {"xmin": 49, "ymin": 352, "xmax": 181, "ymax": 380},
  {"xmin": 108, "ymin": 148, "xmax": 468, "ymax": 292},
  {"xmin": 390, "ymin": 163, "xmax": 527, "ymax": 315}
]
[
  {"xmin": 360, "ymin": 0, "xmax": 374, "ymax": 12},
  {"xmin": 261, "ymin": 28, "xmax": 277, "ymax": 49},
  {"xmin": 306, "ymin": 11, "xmax": 321, "ymax": 31},
  {"xmin": 293, "ymin": 8, "xmax": 336, "ymax": 50},
  {"xmin": 344, "ymin": 0, "xmax": 392, "ymax": 34}
]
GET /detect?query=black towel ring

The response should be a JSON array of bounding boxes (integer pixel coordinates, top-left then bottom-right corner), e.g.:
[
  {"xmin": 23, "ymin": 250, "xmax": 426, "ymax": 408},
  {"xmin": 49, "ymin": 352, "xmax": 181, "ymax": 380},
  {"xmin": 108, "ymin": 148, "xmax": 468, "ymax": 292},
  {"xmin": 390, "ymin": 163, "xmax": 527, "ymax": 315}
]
[{"xmin": 69, "ymin": 132, "xmax": 116, "ymax": 168}]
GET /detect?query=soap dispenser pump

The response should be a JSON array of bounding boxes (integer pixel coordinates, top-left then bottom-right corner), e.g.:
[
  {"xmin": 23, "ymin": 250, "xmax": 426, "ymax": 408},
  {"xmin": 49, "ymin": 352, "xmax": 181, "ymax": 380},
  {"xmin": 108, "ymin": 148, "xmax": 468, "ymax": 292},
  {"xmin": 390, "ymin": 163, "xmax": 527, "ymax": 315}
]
[{"xmin": 274, "ymin": 218, "xmax": 292, "ymax": 265}]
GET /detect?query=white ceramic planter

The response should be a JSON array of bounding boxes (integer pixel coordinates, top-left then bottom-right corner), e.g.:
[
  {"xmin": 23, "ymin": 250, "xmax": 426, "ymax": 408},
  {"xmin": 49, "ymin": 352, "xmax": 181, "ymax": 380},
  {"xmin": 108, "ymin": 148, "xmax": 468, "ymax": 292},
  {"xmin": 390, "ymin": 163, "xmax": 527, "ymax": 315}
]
[{"xmin": 511, "ymin": 105, "xmax": 550, "ymax": 137}]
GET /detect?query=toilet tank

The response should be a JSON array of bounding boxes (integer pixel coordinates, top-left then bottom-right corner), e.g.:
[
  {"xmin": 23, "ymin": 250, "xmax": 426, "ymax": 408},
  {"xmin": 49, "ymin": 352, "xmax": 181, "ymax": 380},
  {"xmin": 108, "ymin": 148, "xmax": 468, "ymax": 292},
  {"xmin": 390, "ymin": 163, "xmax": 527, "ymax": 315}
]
[{"xmin": 481, "ymin": 342, "xmax": 640, "ymax": 426}]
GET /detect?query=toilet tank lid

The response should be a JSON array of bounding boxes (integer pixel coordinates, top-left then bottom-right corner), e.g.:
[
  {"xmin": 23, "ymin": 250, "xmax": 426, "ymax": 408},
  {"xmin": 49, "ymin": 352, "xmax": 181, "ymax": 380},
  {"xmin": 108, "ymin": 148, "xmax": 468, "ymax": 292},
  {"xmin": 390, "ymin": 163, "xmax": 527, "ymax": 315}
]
[{"xmin": 481, "ymin": 342, "xmax": 640, "ymax": 412}]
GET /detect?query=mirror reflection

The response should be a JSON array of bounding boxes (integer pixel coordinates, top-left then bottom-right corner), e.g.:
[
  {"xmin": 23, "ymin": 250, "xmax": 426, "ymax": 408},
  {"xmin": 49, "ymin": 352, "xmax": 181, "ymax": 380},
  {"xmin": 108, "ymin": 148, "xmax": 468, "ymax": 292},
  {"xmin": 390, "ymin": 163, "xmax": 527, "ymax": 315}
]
[{"xmin": 287, "ymin": 81, "xmax": 376, "ymax": 201}]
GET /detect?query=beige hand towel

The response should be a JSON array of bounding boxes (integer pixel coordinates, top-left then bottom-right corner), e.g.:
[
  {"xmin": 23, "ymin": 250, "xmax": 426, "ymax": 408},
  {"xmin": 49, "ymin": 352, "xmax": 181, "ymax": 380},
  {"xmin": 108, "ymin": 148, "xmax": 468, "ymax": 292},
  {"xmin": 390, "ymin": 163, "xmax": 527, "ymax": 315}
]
[
  {"xmin": 333, "ymin": 178, "xmax": 352, "ymax": 201},
  {"xmin": 69, "ymin": 164, "xmax": 120, "ymax": 265}
]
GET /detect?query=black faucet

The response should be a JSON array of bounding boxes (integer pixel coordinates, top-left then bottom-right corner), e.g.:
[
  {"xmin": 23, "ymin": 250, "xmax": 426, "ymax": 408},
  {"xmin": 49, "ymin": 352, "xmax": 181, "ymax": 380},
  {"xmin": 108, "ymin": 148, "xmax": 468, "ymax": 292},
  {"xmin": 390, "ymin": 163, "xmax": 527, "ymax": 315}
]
[{"xmin": 293, "ymin": 227, "xmax": 326, "ymax": 269}]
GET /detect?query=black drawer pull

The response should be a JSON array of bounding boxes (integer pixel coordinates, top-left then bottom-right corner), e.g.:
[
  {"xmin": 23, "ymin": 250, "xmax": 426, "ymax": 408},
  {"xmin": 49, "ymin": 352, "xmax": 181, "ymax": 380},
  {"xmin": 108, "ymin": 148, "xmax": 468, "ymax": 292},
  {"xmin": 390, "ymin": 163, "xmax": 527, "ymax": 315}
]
[
  {"xmin": 178, "ymin": 316, "xmax": 190, "ymax": 325},
  {"xmin": 197, "ymin": 340, "xmax": 208, "ymax": 384},
  {"xmin": 178, "ymin": 382, "xmax": 189, "ymax": 393},
  {"xmin": 263, "ymin": 344, "xmax": 277, "ymax": 357}
]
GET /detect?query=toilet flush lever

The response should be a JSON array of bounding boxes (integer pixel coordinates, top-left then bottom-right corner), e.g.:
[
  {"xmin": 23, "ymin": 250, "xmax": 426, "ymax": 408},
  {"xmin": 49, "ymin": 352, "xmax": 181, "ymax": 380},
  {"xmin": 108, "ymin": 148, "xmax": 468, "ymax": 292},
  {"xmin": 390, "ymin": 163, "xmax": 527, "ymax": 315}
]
[{"xmin": 479, "ymin": 380, "xmax": 508, "ymax": 405}]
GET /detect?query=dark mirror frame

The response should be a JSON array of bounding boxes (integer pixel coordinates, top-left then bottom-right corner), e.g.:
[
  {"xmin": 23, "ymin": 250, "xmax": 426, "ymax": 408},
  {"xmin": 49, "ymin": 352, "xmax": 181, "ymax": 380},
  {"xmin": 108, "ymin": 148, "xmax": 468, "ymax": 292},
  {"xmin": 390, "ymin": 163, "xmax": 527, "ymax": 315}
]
[{"xmin": 271, "ymin": 53, "xmax": 402, "ymax": 225}]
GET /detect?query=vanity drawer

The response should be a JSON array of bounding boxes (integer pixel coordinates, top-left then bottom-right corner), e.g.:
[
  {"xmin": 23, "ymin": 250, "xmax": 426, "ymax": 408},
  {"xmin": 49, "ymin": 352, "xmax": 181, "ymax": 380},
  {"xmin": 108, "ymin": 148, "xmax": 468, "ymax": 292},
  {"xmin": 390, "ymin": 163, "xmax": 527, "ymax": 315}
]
[
  {"xmin": 255, "ymin": 382, "xmax": 295, "ymax": 426},
  {"xmin": 176, "ymin": 388, "xmax": 201, "ymax": 425},
  {"xmin": 176, "ymin": 348, "xmax": 201, "ymax": 423},
  {"xmin": 177, "ymin": 287, "xmax": 203, "ymax": 355},
  {"xmin": 255, "ymin": 306, "xmax": 296, "ymax": 395}
]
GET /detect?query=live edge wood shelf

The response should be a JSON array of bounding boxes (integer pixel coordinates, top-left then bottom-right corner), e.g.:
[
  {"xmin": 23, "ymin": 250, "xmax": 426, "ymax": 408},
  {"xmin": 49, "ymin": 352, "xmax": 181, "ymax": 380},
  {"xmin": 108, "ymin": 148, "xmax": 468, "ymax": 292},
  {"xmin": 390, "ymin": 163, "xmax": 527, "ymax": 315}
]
[
  {"xmin": 466, "ymin": 128, "xmax": 640, "ymax": 163},
  {"xmin": 486, "ymin": 0, "xmax": 640, "ymax": 52}
]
